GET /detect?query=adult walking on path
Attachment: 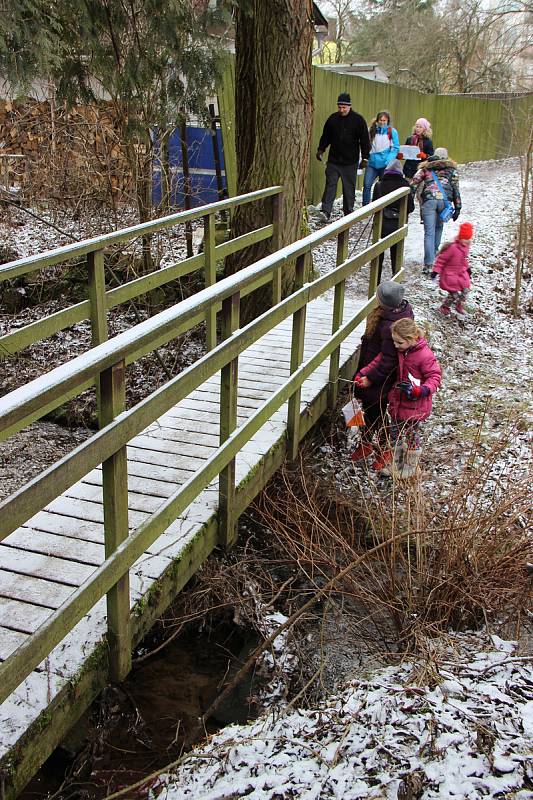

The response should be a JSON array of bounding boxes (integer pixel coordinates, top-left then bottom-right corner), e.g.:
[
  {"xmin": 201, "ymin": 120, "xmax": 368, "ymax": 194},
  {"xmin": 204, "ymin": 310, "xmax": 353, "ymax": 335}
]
[
  {"xmin": 410, "ymin": 147, "xmax": 462, "ymax": 274},
  {"xmin": 351, "ymin": 281, "xmax": 414, "ymax": 471},
  {"xmin": 362, "ymin": 110, "xmax": 400, "ymax": 205},
  {"xmin": 402, "ymin": 118, "xmax": 434, "ymax": 179},
  {"xmin": 372, "ymin": 159, "xmax": 415, "ymax": 282},
  {"xmin": 315, "ymin": 92, "xmax": 370, "ymax": 221}
]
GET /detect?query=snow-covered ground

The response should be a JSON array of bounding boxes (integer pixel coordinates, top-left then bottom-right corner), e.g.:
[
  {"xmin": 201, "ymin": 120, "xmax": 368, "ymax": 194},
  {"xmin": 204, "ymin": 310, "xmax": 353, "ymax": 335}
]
[
  {"xmin": 155, "ymin": 634, "xmax": 532, "ymax": 799},
  {"xmin": 1, "ymin": 158, "xmax": 531, "ymax": 798},
  {"xmin": 155, "ymin": 158, "xmax": 533, "ymax": 799}
]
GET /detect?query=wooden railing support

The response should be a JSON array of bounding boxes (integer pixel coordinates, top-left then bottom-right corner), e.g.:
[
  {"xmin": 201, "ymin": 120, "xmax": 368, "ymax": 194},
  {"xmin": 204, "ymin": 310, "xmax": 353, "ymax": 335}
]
[
  {"xmin": 100, "ymin": 360, "xmax": 131, "ymax": 683},
  {"xmin": 394, "ymin": 195, "xmax": 408, "ymax": 276},
  {"xmin": 287, "ymin": 252, "xmax": 308, "ymax": 460},
  {"xmin": 204, "ymin": 212, "xmax": 217, "ymax": 350},
  {"xmin": 328, "ymin": 229, "xmax": 348, "ymax": 409},
  {"xmin": 0, "ymin": 199, "xmax": 409, "ymax": 704},
  {"xmin": 368, "ymin": 210, "xmax": 383, "ymax": 299},
  {"xmin": 271, "ymin": 191, "xmax": 283, "ymax": 306},
  {"xmin": 218, "ymin": 290, "xmax": 240, "ymax": 547},
  {"xmin": 87, "ymin": 249, "xmax": 109, "ymax": 426}
]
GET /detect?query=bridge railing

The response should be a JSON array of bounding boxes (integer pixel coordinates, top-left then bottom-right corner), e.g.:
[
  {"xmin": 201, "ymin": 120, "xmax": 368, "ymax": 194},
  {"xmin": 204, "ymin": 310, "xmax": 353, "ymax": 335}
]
[
  {"xmin": 0, "ymin": 187, "xmax": 409, "ymax": 702},
  {"xmin": 0, "ymin": 186, "xmax": 283, "ymax": 361}
]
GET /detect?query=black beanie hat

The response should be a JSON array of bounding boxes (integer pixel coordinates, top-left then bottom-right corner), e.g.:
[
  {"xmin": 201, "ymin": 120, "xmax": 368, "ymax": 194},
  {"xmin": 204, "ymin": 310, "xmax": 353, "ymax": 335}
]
[{"xmin": 337, "ymin": 92, "xmax": 351, "ymax": 105}]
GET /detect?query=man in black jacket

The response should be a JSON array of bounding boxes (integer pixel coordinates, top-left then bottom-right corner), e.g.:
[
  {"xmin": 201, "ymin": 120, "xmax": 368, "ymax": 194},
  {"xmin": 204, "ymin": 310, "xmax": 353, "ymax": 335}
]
[{"xmin": 316, "ymin": 92, "xmax": 370, "ymax": 221}]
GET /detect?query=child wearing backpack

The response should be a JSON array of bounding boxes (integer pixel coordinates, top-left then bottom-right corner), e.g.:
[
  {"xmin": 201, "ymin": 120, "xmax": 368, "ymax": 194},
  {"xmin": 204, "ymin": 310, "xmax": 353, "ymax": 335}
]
[
  {"xmin": 386, "ymin": 318, "xmax": 442, "ymax": 479},
  {"xmin": 432, "ymin": 222, "xmax": 473, "ymax": 320}
]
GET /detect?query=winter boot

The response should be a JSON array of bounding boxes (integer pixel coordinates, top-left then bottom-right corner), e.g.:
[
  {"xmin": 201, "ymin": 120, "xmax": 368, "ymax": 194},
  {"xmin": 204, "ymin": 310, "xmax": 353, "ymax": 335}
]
[
  {"xmin": 399, "ymin": 448, "xmax": 422, "ymax": 480},
  {"xmin": 350, "ymin": 442, "xmax": 374, "ymax": 462},
  {"xmin": 381, "ymin": 441, "xmax": 405, "ymax": 477},
  {"xmin": 455, "ymin": 301, "xmax": 467, "ymax": 320},
  {"xmin": 438, "ymin": 303, "xmax": 451, "ymax": 317},
  {"xmin": 372, "ymin": 449, "xmax": 393, "ymax": 471}
]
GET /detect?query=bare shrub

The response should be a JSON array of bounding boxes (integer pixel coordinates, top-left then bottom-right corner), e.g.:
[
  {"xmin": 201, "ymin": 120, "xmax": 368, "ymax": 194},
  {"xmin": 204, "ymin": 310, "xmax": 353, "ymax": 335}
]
[{"xmin": 252, "ymin": 424, "xmax": 532, "ymax": 654}]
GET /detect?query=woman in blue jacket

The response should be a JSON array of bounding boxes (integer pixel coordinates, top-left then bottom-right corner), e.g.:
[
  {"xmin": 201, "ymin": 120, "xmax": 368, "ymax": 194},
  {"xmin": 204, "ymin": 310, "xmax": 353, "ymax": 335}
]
[{"xmin": 362, "ymin": 110, "xmax": 400, "ymax": 205}]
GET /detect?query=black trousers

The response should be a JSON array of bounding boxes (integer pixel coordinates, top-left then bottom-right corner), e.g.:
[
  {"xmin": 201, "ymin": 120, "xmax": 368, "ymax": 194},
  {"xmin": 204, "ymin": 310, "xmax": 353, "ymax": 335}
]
[
  {"xmin": 378, "ymin": 217, "xmax": 400, "ymax": 283},
  {"xmin": 321, "ymin": 161, "xmax": 357, "ymax": 216},
  {"xmin": 360, "ymin": 396, "xmax": 389, "ymax": 448}
]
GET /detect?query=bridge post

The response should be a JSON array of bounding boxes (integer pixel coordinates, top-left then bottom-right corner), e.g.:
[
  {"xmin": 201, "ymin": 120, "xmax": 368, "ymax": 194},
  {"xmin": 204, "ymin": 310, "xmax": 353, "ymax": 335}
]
[
  {"xmin": 271, "ymin": 192, "xmax": 283, "ymax": 306},
  {"xmin": 204, "ymin": 212, "xmax": 217, "ymax": 350},
  {"xmin": 100, "ymin": 359, "xmax": 132, "ymax": 683},
  {"xmin": 393, "ymin": 194, "xmax": 408, "ymax": 276},
  {"xmin": 87, "ymin": 249, "xmax": 109, "ymax": 425},
  {"xmin": 219, "ymin": 290, "xmax": 240, "ymax": 547},
  {"xmin": 368, "ymin": 210, "xmax": 383, "ymax": 299},
  {"xmin": 287, "ymin": 252, "xmax": 308, "ymax": 460},
  {"xmin": 327, "ymin": 229, "xmax": 349, "ymax": 409}
]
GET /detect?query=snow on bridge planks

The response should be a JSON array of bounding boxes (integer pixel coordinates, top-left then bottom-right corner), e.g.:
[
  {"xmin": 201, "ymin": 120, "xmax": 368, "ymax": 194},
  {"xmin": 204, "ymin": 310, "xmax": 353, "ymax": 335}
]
[{"xmin": 0, "ymin": 294, "xmax": 366, "ymax": 761}]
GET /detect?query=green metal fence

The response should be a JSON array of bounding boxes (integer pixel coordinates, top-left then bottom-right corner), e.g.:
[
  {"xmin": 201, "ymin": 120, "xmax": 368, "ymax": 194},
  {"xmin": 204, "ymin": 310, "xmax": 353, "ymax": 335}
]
[{"xmin": 0, "ymin": 186, "xmax": 409, "ymax": 703}]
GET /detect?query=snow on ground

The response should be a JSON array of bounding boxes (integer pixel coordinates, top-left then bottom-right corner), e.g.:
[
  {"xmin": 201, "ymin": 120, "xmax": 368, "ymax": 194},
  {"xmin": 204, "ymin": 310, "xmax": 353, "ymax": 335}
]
[
  {"xmin": 1, "ymin": 158, "xmax": 531, "ymax": 797},
  {"xmin": 156, "ymin": 634, "xmax": 532, "ymax": 799},
  {"xmin": 310, "ymin": 158, "xmax": 532, "ymax": 499},
  {"xmin": 157, "ymin": 158, "xmax": 533, "ymax": 799}
]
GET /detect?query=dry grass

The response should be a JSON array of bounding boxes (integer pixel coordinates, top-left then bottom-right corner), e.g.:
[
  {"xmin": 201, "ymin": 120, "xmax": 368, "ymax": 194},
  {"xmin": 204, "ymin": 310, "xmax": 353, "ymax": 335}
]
[{"xmin": 251, "ymin": 424, "xmax": 532, "ymax": 655}]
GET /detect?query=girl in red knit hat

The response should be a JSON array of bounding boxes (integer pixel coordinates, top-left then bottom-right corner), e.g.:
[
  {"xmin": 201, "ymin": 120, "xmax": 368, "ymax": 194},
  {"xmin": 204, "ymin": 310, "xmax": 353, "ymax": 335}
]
[{"xmin": 431, "ymin": 222, "xmax": 474, "ymax": 320}]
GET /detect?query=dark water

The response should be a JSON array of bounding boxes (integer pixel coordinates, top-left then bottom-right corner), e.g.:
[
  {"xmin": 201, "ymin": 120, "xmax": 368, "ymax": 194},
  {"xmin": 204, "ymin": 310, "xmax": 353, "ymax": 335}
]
[{"xmin": 20, "ymin": 625, "xmax": 258, "ymax": 799}]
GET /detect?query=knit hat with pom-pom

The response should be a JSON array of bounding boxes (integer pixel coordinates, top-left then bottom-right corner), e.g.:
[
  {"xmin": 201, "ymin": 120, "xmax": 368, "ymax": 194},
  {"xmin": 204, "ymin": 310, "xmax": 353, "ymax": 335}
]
[{"xmin": 458, "ymin": 222, "xmax": 474, "ymax": 241}]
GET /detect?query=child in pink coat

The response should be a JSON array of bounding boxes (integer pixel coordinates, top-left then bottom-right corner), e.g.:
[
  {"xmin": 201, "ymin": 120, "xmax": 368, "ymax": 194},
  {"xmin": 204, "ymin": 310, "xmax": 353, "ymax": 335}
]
[
  {"xmin": 432, "ymin": 222, "xmax": 473, "ymax": 320},
  {"xmin": 387, "ymin": 318, "xmax": 442, "ymax": 479}
]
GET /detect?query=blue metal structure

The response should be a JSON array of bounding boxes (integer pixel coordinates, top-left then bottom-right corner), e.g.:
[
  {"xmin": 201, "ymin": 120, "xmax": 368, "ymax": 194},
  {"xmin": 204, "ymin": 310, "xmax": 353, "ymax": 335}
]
[{"xmin": 152, "ymin": 126, "xmax": 227, "ymax": 208}]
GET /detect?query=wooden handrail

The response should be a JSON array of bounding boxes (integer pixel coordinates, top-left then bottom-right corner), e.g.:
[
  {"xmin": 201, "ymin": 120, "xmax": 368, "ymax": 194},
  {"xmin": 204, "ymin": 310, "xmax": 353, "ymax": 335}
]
[
  {"xmin": 0, "ymin": 187, "xmax": 409, "ymax": 703},
  {"xmin": 0, "ymin": 186, "xmax": 283, "ymax": 281}
]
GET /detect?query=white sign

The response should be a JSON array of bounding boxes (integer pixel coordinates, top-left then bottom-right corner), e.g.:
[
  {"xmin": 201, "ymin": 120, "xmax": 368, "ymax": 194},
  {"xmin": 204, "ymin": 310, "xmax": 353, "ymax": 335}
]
[{"xmin": 400, "ymin": 145, "xmax": 424, "ymax": 160}]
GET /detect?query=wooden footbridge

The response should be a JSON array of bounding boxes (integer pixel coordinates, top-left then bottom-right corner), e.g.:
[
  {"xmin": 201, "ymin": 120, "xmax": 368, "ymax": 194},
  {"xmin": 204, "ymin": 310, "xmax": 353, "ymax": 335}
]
[{"xmin": 0, "ymin": 185, "xmax": 409, "ymax": 797}]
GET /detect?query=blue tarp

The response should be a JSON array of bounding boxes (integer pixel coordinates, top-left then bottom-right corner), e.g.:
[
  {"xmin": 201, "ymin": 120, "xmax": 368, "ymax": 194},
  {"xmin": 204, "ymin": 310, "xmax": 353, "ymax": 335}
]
[{"xmin": 152, "ymin": 126, "xmax": 227, "ymax": 208}]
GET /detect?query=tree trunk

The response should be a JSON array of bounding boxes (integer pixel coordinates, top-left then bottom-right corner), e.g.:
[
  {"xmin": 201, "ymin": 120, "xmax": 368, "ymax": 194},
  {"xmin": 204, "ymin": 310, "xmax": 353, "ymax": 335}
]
[{"xmin": 225, "ymin": 0, "xmax": 314, "ymax": 321}]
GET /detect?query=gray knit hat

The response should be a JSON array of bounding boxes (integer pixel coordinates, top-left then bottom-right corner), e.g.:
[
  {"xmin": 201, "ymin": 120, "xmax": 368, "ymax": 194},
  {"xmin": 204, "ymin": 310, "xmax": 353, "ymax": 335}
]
[
  {"xmin": 433, "ymin": 147, "xmax": 448, "ymax": 159},
  {"xmin": 384, "ymin": 159, "xmax": 403, "ymax": 175},
  {"xmin": 377, "ymin": 280, "xmax": 405, "ymax": 309}
]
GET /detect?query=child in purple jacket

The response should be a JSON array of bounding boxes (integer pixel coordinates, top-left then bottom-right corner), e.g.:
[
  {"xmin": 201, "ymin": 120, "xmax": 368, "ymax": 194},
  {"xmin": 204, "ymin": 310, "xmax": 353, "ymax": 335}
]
[
  {"xmin": 432, "ymin": 222, "xmax": 473, "ymax": 320},
  {"xmin": 387, "ymin": 318, "xmax": 442, "ymax": 479}
]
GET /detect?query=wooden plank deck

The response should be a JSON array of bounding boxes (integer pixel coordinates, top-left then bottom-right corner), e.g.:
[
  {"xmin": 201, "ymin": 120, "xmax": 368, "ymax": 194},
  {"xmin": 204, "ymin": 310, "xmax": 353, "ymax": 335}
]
[{"xmin": 0, "ymin": 293, "xmax": 366, "ymax": 776}]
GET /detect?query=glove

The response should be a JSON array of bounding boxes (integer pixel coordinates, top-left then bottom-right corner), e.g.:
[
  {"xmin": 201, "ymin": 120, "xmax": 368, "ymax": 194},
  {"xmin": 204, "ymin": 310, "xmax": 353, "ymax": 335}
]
[
  {"xmin": 397, "ymin": 381, "xmax": 430, "ymax": 399},
  {"xmin": 360, "ymin": 159, "xmax": 368, "ymax": 168},
  {"xmin": 452, "ymin": 207, "xmax": 461, "ymax": 221},
  {"xmin": 316, "ymin": 150, "xmax": 324, "ymax": 162},
  {"xmin": 431, "ymin": 271, "xmax": 439, "ymax": 286},
  {"xmin": 397, "ymin": 380, "xmax": 414, "ymax": 397}
]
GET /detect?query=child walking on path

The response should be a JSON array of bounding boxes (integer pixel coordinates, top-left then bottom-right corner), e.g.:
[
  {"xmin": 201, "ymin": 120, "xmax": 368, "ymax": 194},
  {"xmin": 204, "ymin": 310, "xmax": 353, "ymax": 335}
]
[
  {"xmin": 432, "ymin": 222, "xmax": 474, "ymax": 320},
  {"xmin": 387, "ymin": 318, "xmax": 442, "ymax": 479}
]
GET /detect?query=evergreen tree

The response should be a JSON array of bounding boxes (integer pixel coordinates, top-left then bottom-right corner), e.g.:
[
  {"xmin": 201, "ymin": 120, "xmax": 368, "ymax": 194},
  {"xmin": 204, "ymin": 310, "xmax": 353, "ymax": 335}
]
[{"xmin": 0, "ymin": 0, "xmax": 226, "ymax": 248}]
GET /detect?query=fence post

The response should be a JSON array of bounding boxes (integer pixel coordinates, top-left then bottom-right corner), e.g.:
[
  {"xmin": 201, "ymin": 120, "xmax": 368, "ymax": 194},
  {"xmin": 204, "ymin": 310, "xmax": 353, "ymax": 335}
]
[
  {"xmin": 180, "ymin": 119, "xmax": 194, "ymax": 258},
  {"xmin": 287, "ymin": 252, "xmax": 308, "ymax": 461},
  {"xmin": 204, "ymin": 212, "xmax": 217, "ymax": 351},
  {"xmin": 368, "ymin": 210, "xmax": 383, "ymax": 299},
  {"xmin": 219, "ymin": 290, "xmax": 240, "ymax": 548},
  {"xmin": 394, "ymin": 194, "xmax": 408, "ymax": 276},
  {"xmin": 87, "ymin": 249, "xmax": 109, "ymax": 426},
  {"xmin": 100, "ymin": 359, "xmax": 131, "ymax": 683},
  {"xmin": 328, "ymin": 228, "xmax": 348, "ymax": 409},
  {"xmin": 271, "ymin": 191, "xmax": 283, "ymax": 306}
]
